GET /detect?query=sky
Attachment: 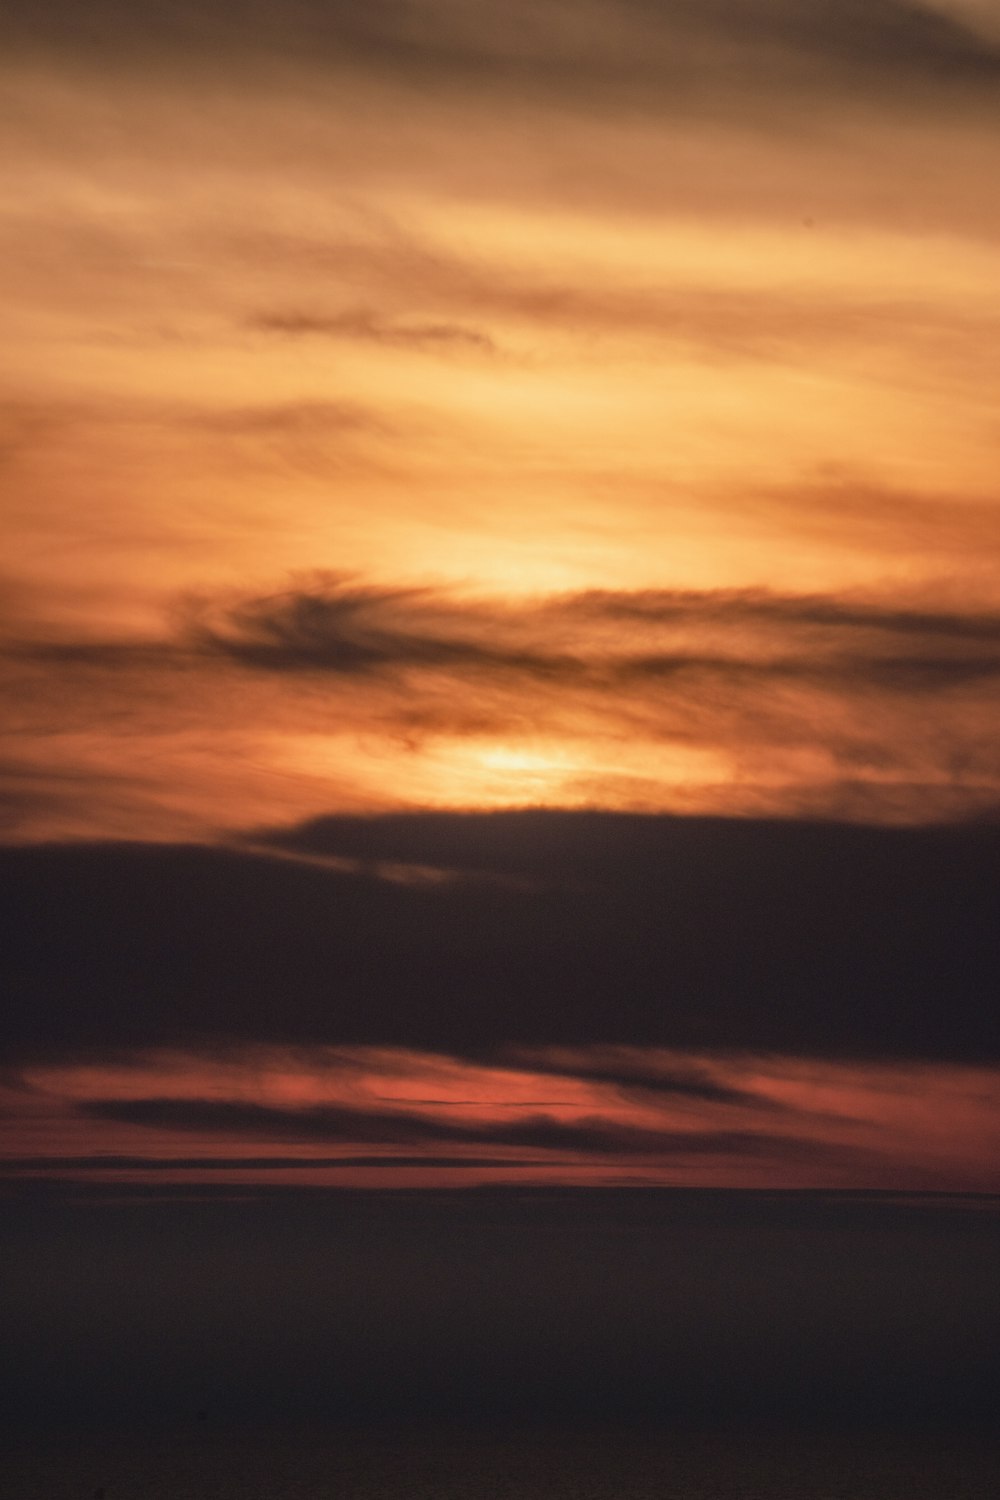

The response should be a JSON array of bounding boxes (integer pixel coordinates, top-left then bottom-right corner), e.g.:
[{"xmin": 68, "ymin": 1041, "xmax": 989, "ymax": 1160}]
[{"xmin": 2, "ymin": 0, "xmax": 1000, "ymax": 1198}]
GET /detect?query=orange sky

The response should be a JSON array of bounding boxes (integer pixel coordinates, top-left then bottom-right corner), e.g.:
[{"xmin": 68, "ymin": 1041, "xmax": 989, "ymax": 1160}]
[
  {"xmin": 2, "ymin": 1, "xmax": 999, "ymax": 1193},
  {"xmin": 6, "ymin": 1, "xmax": 1000, "ymax": 840}
]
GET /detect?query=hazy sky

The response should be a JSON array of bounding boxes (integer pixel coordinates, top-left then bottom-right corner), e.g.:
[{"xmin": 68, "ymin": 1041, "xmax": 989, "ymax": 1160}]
[{"xmin": 2, "ymin": 0, "xmax": 998, "ymax": 1194}]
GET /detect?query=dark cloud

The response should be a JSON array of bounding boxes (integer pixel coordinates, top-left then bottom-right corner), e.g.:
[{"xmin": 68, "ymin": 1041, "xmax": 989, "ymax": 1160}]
[
  {"xmin": 3, "ymin": 812, "xmax": 999, "ymax": 1065},
  {"xmin": 678, "ymin": 0, "xmax": 1000, "ymax": 81},
  {"xmin": 610, "ymin": 650, "xmax": 1000, "ymax": 692},
  {"xmin": 78, "ymin": 1095, "xmax": 859, "ymax": 1161},
  {"xmin": 4, "ymin": 1, "xmax": 998, "ymax": 117},
  {"xmin": 181, "ymin": 579, "xmax": 580, "ymax": 678},
  {"xmin": 249, "ymin": 308, "xmax": 497, "ymax": 355},
  {"xmin": 159, "ymin": 577, "xmax": 1000, "ymax": 693},
  {"xmin": 500, "ymin": 1053, "xmax": 773, "ymax": 1108},
  {"xmin": 80, "ymin": 1098, "xmax": 469, "ymax": 1143},
  {"xmin": 13, "ymin": 578, "xmax": 1000, "ymax": 796},
  {"xmin": 568, "ymin": 586, "xmax": 1000, "ymax": 641},
  {"xmin": 0, "ymin": 1154, "xmax": 527, "ymax": 1171}
]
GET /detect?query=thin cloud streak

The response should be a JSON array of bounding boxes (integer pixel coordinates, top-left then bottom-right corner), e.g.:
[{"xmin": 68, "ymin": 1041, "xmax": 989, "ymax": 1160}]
[
  {"xmin": 5, "ymin": 1042, "xmax": 997, "ymax": 1190},
  {"xmin": 249, "ymin": 308, "xmax": 499, "ymax": 355}
]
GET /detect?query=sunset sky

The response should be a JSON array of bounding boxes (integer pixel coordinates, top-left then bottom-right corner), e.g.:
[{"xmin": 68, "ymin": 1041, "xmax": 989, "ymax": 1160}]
[{"xmin": 3, "ymin": 0, "xmax": 999, "ymax": 1197}]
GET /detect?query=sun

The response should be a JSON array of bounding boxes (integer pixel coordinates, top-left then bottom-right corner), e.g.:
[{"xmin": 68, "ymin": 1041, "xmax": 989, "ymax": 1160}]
[{"xmin": 477, "ymin": 745, "xmax": 576, "ymax": 776}]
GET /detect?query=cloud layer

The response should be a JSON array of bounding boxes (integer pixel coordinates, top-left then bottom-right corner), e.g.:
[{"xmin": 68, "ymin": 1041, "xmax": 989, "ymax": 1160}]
[
  {"xmin": 8, "ymin": 574, "xmax": 1000, "ymax": 837},
  {"xmin": 7, "ymin": 1, "xmax": 1000, "ymax": 115},
  {"xmin": 4, "ymin": 812, "xmax": 1000, "ymax": 1075},
  {"xmin": 5, "ymin": 1034, "xmax": 997, "ymax": 1190}
]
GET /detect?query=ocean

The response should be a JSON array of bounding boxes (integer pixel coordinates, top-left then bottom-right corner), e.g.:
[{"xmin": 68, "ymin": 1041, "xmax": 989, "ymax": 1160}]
[
  {"xmin": 4, "ymin": 1426, "xmax": 1000, "ymax": 1500},
  {"xmin": 3, "ymin": 1188, "xmax": 998, "ymax": 1497}
]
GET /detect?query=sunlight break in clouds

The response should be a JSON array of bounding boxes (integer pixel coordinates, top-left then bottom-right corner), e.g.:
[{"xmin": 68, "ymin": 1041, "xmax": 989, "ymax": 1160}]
[{"xmin": 7, "ymin": 576, "xmax": 1000, "ymax": 839}]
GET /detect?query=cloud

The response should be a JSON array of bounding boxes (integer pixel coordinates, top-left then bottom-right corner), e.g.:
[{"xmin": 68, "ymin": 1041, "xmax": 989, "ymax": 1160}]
[
  {"xmin": 249, "ymin": 308, "xmax": 498, "ymax": 355},
  {"xmin": 5, "ymin": 1, "xmax": 999, "ymax": 119},
  {"xmin": 78, "ymin": 1097, "xmax": 477, "ymax": 1143},
  {"xmin": 498, "ymin": 1048, "xmax": 774, "ymax": 1107},
  {"xmin": 75, "ymin": 1095, "xmax": 867, "ymax": 1163},
  {"xmin": 10, "ymin": 1037, "xmax": 994, "ymax": 1190},
  {"xmin": 8, "ymin": 570, "xmax": 1000, "ymax": 839},
  {"xmin": 244, "ymin": 268, "xmax": 1000, "ymax": 380},
  {"xmin": 180, "ymin": 578, "xmax": 581, "ymax": 678},
  {"xmin": 0, "ymin": 1154, "xmax": 527, "ymax": 1172},
  {"xmin": 20, "ymin": 570, "xmax": 1000, "ymax": 685},
  {"xmin": 931, "ymin": 0, "xmax": 1000, "ymax": 43},
  {"xmin": 171, "ymin": 576, "xmax": 1000, "ymax": 692},
  {"xmin": 4, "ymin": 814, "xmax": 1000, "ymax": 1067}
]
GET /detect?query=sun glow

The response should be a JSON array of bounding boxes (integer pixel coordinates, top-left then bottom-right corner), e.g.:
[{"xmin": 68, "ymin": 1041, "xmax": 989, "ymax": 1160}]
[
  {"xmin": 463, "ymin": 742, "xmax": 583, "ymax": 804},
  {"xmin": 478, "ymin": 745, "xmax": 575, "ymax": 775},
  {"xmin": 267, "ymin": 730, "xmax": 738, "ymax": 822}
]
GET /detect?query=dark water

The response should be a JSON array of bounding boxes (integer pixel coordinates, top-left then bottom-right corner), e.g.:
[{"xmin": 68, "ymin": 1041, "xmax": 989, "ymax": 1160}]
[
  {"xmin": 3, "ymin": 1427, "xmax": 1000, "ymax": 1500},
  {"xmin": 3, "ymin": 1188, "xmax": 998, "ymax": 1496}
]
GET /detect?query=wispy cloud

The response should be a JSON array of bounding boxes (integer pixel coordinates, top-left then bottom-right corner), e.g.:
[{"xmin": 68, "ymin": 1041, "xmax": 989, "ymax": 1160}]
[
  {"xmin": 249, "ymin": 308, "xmax": 498, "ymax": 355},
  {"xmin": 76, "ymin": 1096, "xmax": 870, "ymax": 1164},
  {"xmin": 167, "ymin": 576, "xmax": 1000, "ymax": 701},
  {"xmin": 8, "ymin": 573, "xmax": 1000, "ymax": 836},
  {"xmin": 6, "ymin": 1041, "xmax": 996, "ymax": 1190},
  {"xmin": 6, "ymin": 1, "xmax": 1000, "ymax": 116}
]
